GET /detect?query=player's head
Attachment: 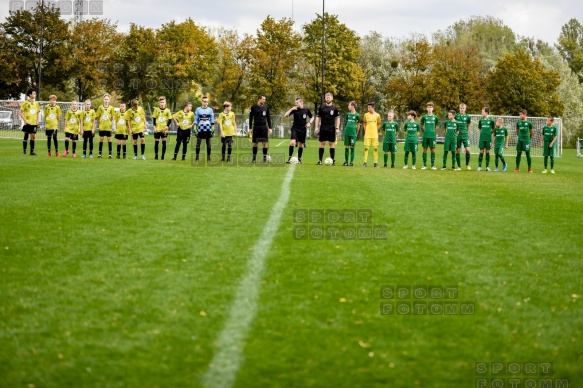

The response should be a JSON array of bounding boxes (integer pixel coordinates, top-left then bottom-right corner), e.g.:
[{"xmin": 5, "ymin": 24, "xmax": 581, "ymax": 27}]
[
  {"xmin": 496, "ymin": 117, "xmax": 503, "ymax": 127},
  {"xmin": 131, "ymin": 99, "xmax": 139, "ymax": 110},
  {"xmin": 184, "ymin": 102, "xmax": 192, "ymax": 112},
  {"xmin": 348, "ymin": 101, "xmax": 356, "ymax": 112},
  {"xmin": 201, "ymin": 96, "xmax": 209, "ymax": 108},
  {"xmin": 49, "ymin": 94, "xmax": 57, "ymax": 106},
  {"xmin": 482, "ymin": 107, "xmax": 490, "ymax": 116},
  {"xmin": 325, "ymin": 93, "xmax": 333, "ymax": 104},
  {"xmin": 119, "ymin": 102, "xmax": 126, "ymax": 112},
  {"xmin": 426, "ymin": 102, "xmax": 434, "ymax": 114},
  {"xmin": 295, "ymin": 98, "xmax": 304, "ymax": 108},
  {"xmin": 84, "ymin": 99, "xmax": 91, "ymax": 110},
  {"xmin": 387, "ymin": 111, "xmax": 394, "ymax": 121},
  {"xmin": 367, "ymin": 102, "xmax": 375, "ymax": 113},
  {"xmin": 257, "ymin": 94, "xmax": 266, "ymax": 105},
  {"xmin": 459, "ymin": 103, "xmax": 466, "ymax": 113},
  {"xmin": 407, "ymin": 110, "xmax": 416, "ymax": 120},
  {"xmin": 71, "ymin": 100, "xmax": 78, "ymax": 110},
  {"xmin": 223, "ymin": 101, "xmax": 231, "ymax": 112},
  {"xmin": 519, "ymin": 109, "xmax": 527, "ymax": 119},
  {"xmin": 547, "ymin": 116, "xmax": 554, "ymax": 125},
  {"xmin": 26, "ymin": 88, "xmax": 36, "ymax": 100},
  {"xmin": 158, "ymin": 96, "xmax": 166, "ymax": 108},
  {"xmin": 103, "ymin": 93, "xmax": 110, "ymax": 105},
  {"xmin": 448, "ymin": 110, "xmax": 456, "ymax": 120}
]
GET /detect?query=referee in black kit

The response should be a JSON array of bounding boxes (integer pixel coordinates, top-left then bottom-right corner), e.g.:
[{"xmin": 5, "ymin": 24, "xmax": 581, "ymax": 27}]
[
  {"xmin": 314, "ymin": 92, "xmax": 340, "ymax": 165},
  {"xmin": 249, "ymin": 94, "xmax": 273, "ymax": 163}
]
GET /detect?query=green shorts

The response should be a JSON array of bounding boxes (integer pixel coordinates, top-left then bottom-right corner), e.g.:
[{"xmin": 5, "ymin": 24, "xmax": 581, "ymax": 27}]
[
  {"xmin": 344, "ymin": 135, "xmax": 356, "ymax": 147},
  {"xmin": 494, "ymin": 145, "xmax": 505, "ymax": 155},
  {"xmin": 478, "ymin": 140, "xmax": 491, "ymax": 150},
  {"xmin": 444, "ymin": 139, "xmax": 456, "ymax": 152},
  {"xmin": 516, "ymin": 140, "xmax": 530, "ymax": 153},
  {"xmin": 457, "ymin": 136, "xmax": 470, "ymax": 149},
  {"xmin": 383, "ymin": 142, "xmax": 397, "ymax": 153},
  {"xmin": 543, "ymin": 142, "xmax": 554, "ymax": 157},
  {"xmin": 422, "ymin": 138, "xmax": 436, "ymax": 149},
  {"xmin": 404, "ymin": 141, "xmax": 418, "ymax": 153}
]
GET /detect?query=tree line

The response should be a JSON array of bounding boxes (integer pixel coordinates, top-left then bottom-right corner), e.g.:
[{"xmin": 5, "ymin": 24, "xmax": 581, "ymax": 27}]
[{"xmin": 1, "ymin": 7, "xmax": 582, "ymax": 145}]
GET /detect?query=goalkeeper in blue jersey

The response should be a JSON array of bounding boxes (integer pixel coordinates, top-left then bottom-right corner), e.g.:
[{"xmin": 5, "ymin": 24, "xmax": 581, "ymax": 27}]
[{"xmin": 194, "ymin": 96, "xmax": 215, "ymax": 162}]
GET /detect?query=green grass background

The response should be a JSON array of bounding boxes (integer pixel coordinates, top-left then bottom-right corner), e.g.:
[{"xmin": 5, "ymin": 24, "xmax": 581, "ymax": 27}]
[{"xmin": 1, "ymin": 138, "xmax": 582, "ymax": 387}]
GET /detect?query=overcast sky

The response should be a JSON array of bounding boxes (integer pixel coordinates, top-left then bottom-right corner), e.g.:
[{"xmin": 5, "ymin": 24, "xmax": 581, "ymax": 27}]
[{"xmin": 2, "ymin": 0, "xmax": 582, "ymax": 43}]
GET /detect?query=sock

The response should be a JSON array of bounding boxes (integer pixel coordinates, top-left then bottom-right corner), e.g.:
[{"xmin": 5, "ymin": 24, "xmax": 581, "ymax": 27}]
[
  {"xmin": 345, "ymin": 148, "xmax": 349, "ymax": 163},
  {"xmin": 289, "ymin": 145, "xmax": 294, "ymax": 158},
  {"xmin": 363, "ymin": 146, "xmax": 369, "ymax": 163},
  {"xmin": 89, "ymin": 138, "xmax": 93, "ymax": 153},
  {"xmin": 431, "ymin": 152, "xmax": 435, "ymax": 167},
  {"xmin": 133, "ymin": 144, "xmax": 138, "ymax": 156},
  {"xmin": 550, "ymin": 155, "xmax": 554, "ymax": 169},
  {"xmin": 117, "ymin": 144, "xmax": 121, "ymax": 155},
  {"xmin": 65, "ymin": 140, "xmax": 69, "ymax": 151},
  {"xmin": 253, "ymin": 146, "xmax": 258, "ymax": 159},
  {"xmin": 350, "ymin": 147, "xmax": 355, "ymax": 163},
  {"xmin": 526, "ymin": 151, "xmax": 531, "ymax": 168},
  {"xmin": 83, "ymin": 138, "xmax": 88, "ymax": 153},
  {"xmin": 228, "ymin": 143, "xmax": 232, "ymax": 156},
  {"xmin": 99, "ymin": 142, "xmax": 103, "ymax": 154},
  {"xmin": 456, "ymin": 153, "xmax": 461, "ymax": 167},
  {"xmin": 319, "ymin": 148, "xmax": 324, "ymax": 161},
  {"xmin": 196, "ymin": 139, "xmax": 202, "ymax": 158},
  {"xmin": 53, "ymin": 134, "xmax": 59, "ymax": 152},
  {"xmin": 30, "ymin": 139, "xmax": 35, "ymax": 153},
  {"xmin": 23, "ymin": 133, "xmax": 28, "ymax": 152},
  {"xmin": 373, "ymin": 147, "xmax": 378, "ymax": 163},
  {"xmin": 263, "ymin": 147, "xmax": 268, "ymax": 161},
  {"xmin": 72, "ymin": 142, "xmax": 77, "ymax": 153},
  {"xmin": 174, "ymin": 141, "xmax": 181, "ymax": 157},
  {"xmin": 298, "ymin": 147, "xmax": 303, "ymax": 160},
  {"xmin": 495, "ymin": 154, "xmax": 499, "ymax": 168},
  {"xmin": 465, "ymin": 153, "xmax": 470, "ymax": 166},
  {"xmin": 122, "ymin": 144, "xmax": 126, "ymax": 155},
  {"xmin": 391, "ymin": 153, "xmax": 395, "ymax": 166},
  {"xmin": 443, "ymin": 151, "xmax": 447, "ymax": 166},
  {"xmin": 154, "ymin": 141, "xmax": 159, "ymax": 155},
  {"xmin": 222, "ymin": 142, "xmax": 227, "ymax": 158},
  {"xmin": 47, "ymin": 137, "xmax": 51, "ymax": 152},
  {"xmin": 516, "ymin": 152, "xmax": 521, "ymax": 168},
  {"xmin": 161, "ymin": 141, "xmax": 166, "ymax": 156},
  {"xmin": 141, "ymin": 143, "xmax": 145, "ymax": 155},
  {"xmin": 412, "ymin": 151, "xmax": 416, "ymax": 165},
  {"xmin": 207, "ymin": 143, "xmax": 211, "ymax": 159},
  {"xmin": 500, "ymin": 155, "xmax": 505, "ymax": 166},
  {"xmin": 108, "ymin": 142, "xmax": 112, "ymax": 155},
  {"xmin": 486, "ymin": 153, "xmax": 490, "ymax": 167},
  {"xmin": 183, "ymin": 141, "xmax": 188, "ymax": 157},
  {"xmin": 330, "ymin": 148, "xmax": 335, "ymax": 161},
  {"xmin": 422, "ymin": 152, "xmax": 427, "ymax": 166},
  {"xmin": 404, "ymin": 151, "xmax": 409, "ymax": 165},
  {"xmin": 384, "ymin": 153, "xmax": 388, "ymax": 165},
  {"xmin": 478, "ymin": 153, "xmax": 483, "ymax": 167},
  {"xmin": 451, "ymin": 152, "xmax": 455, "ymax": 167}
]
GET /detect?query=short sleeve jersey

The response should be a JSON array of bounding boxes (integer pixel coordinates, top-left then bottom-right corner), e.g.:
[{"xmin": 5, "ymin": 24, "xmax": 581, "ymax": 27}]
[
  {"xmin": 403, "ymin": 121, "xmax": 420, "ymax": 142},
  {"xmin": 344, "ymin": 112, "xmax": 360, "ymax": 137},
  {"xmin": 382, "ymin": 121, "xmax": 399, "ymax": 143},
  {"xmin": 363, "ymin": 112, "xmax": 381, "ymax": 139},
  {"xmin": 82, "ymin": 109, "xmax": 96, "ymax": 131},
  {"xmin": 455, "ymin": 113, "xmax": 471, "ymax": 137},
  {"xmin": 218, "ymin": 111, "xmax": 236, "ymax": 136},
  {"xmin": 43, "ymin": 104, "xmax": 62, "ymax": 130},
  {"xmin": 542, "ymin": 125, "xmax": 557, "ymax": 142},
  {"xmin": 173, "ymin": 110, "xmax": 195, "ymax": 130},
  {"xmin": 444, "ymin": 120, "xmax": 459, "ymax": 141},
  {"xmin": 317, "ymin": 104, "xmax": 340, "ymax": 131},
  {"xmin": 516, "ymin": 120, "xmax": 533, "ymax": 142},
  {"xmin": 420, "ymin": 114, "xmax": 439, "ymax": 138},
  {"xmin": 478, "ymin": 117, "xmax": 496, "ymax": 142},
  {"xmin": 125, "ymin": 107, "xmax": 146, "ymax": 133},
  {"xmin": 65, "ymin": 110, "xmax": 82, "ymax": 134},
  {"xmin": 114, "ymin": 110, "xmax": 128, "ymax": 135},
  {"xmin": 291, "ymin": 108, "xmax": 313, "ymax": 131},
  {"xmin": 195, "ymin": 107, "xmax": 215, "ymax": 132},
  {"xmin": 21, "ymin": 100, "xmax": 41, "ymax": 126},
  {"xmin": 96, "ymin": 105, "xmax": 115, "ymax": 130},
  {"xmin": 153, "ymin": 107, "xmax": 172, "ymax": 132},
  {"xmin": 494, "ymin": 127, "xmax": 508, "ymax": 148}
]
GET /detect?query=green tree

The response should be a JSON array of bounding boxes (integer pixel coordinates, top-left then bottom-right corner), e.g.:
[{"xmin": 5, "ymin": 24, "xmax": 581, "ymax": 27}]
[
  {"xmin": 557, "ymin": 18, "xmax": 583, "ymax": 83},
  {"xmin": 486, "ymin": 51, "xmax": 564, "ymax": 117},
  {"xmin": 249, "ymin": 16, "xmax": 300, "ymax": 113},
  {"xmin": 300, "ymin": 13, "xmax": 364, "ymax": 112}
]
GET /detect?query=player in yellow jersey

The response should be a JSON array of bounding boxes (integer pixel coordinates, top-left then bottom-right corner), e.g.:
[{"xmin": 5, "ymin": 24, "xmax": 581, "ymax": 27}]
[
  {"xmin": 113, "ymin": 102, "xmax": 129, "ymax": 159},
  {"xmin": 43, "ymin": 94, "xmax": 62, "ymax": 156},
  {"xmin": 126, "ymin": 99, "xmax": 147, "ymax": 160},
  {"xmin": 362, "ymin": 102, "xmax": 381, "ymax": 167},
  {"xmin": 80, "ymin": 99, "xmax": 96, "ymax": 158},
  {"xmin": 96, "ymin": 93, "xmax": 115, "ymax": 158},
  {"xmin": 172, "ymin": 102, "xmax": 195, "ymax": 161},
  {"xmin": 20, "ymin": 88, "xmax": 41, "ymax": 156},
  {"xmin": 218, "ymin": 101, "xmax": 237, "ymax": 162},
  {"xmin": 152, "ymin": 96, "xmax": 173, "ymax": 160},
  {"xmin": 63, "ymin": 100, "xmax": 82, "ymax": 157}
]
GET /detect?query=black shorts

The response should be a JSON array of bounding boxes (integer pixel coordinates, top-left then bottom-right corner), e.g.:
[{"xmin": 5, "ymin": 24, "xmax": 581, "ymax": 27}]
[
  {"xmin": 132, "ymin": 132, "xmax": 144, "ymax": 140},
  {"xmin": 45, "ymin": 129, "xmax": 57, "ymax": 137},
  {"xmin": 318, "ymin": 129, "xmax": 336, "ymax": 143},
  {"xmin": 252, "ymin": 127, "xmax": 268, "ymax": 143},
  {"xmin": 291, "ymin": 127, "xmax": 307, "ymax": 143},
  {"xmin": 154, "ymin": 131, "xmax": 168, "ymax": 140},
  {"xmin": 82, "ymin": 131, "xmax": 95, "ymax": 139},
  {"xmin": 115, "ymin": 134, "xmax": 128, "ymax": 140},
  {"xmin": 22, "ymin": 124, "xmax": 37, "ymax": 134},
  {"xmin": 177, "ymin": 129, "xmax": 191, "ymax": 143},
  {"xmin": 197, "ymin": 131, "xmax": 212, "ymax": 140},
  {"xmin": 99, "ymin": 130, "xmax": 112, "ymax": 137},
  {"xmin": 65, "ymin": 133, "xmax": 79, "ymax": 141},
  {"xmin": 222, "ymin": 136, "xmax": 233, "ymax": 145}
]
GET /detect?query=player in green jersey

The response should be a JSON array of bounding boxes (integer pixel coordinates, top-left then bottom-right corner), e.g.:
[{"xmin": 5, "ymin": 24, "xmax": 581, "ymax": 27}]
[
  {"xmin": 20, "ymin": 88, "xmax": 41, "ymax": 156},
  {"xmin": 455, "ymin": 103, "xmax": 472, "ymax": 170},
  {"xmin": 381, "ymin": 111, "xmax": 399, "ymax": 168},
  {"xmin": 43, "ymin": 94, "xmax": 62, "ymax": 156},
  {"xmin": 441, "ymin": 110, "xmax": 459, "ymax": 170},
  {"xmin": 113, "ymin": 102, "xmax": 128, "ymax": 159},
  {"xmin": 403, "ymin": 111, "xmax": 420, "ymax": 169},
  {"xmin": 342, "ymin": 101, "xmax": 360, "ymax": 166},
  {"xmin": 420, "ymin": 102, "xmax": 439, "ymax": 170},
  {"xmin": 477, "ymin": 107, "xmax": 495, "ymax": 171},
  {"xmin": 63, "ymin": 100, "xmax": 82, "ymax": 157},
  {"xmin": 515, "ymin": 109, "xmax": 533, "ymax": 172},
  {"xmin": 152, "ymin": 96, "xmax": 173, "ymax": 160},
  {"xmin": 96, "ymin": 93, "xmax": 115, "ymax": 158},
  {"xmin": 493, "ymin": 117, "xmax": 508, "ymax": 172},
  {"xmin": 80, "ymin": 99, "xmax": 96, "ymax": 158},
  {"xmin": 540, "ymin": 116, "xmax": 558, "ymax": 174}
]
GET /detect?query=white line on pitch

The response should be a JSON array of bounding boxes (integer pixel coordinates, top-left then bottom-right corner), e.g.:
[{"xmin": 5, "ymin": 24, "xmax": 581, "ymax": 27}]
[
  {"xmin": 275, "ymin": 140, "xmax": 286, "ymax": 147},
  {"xmin": 202, "ymin": 165, "xmax": 296, "ymax": 388}
]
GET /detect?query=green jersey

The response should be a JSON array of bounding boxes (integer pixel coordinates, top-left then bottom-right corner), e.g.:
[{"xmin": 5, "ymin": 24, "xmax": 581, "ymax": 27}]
[
  {"xmin": 43, "ymin": 104, "xmax": 62, "ymax": 130},
  {"xmin": 344, "ymin": 112, "xmax": 360, "ymax": 137},
  {"xmin": 542, "ymin": 125, "xmax": 557, "ymax": 142},
  {"xmin": 494, "ymin": 127, "xmax": 508, "ymax": 148},
  {"xmin": 96, "ymin": 105, "xmax": 115, "ymax": 131},
  {"xmin": 420, "ymin": 114, "xmax": 439, "ymax": 139},
  {"xmin": 455, "ymin": 113, "xmax": 471, "ymax": 138},
  {"xmin": 403, "ymin": 121, "xmax": 420, "ymax": 142},
  {"xmin": 516, "ymin": 120, "xmax": 533, "ymax": 142},
  {"xmin": 382, "ymin": 121, "xmax": 399, "ymax": 143},
  {"xmin": 444, "ymin": 120, "xmax": 459, "ymax": 141},
  {"xmin": 478, "ymin": 117, "xmax": 495, "ymax": 142}
]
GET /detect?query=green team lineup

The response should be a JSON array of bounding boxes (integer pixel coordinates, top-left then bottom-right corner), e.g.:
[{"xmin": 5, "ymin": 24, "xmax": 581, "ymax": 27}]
[{"xmin": 20, "ymin": 89, "xmax": 559, "ymax": 173}]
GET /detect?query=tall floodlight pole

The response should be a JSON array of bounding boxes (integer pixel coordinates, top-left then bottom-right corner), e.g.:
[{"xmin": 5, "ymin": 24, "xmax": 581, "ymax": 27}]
[
  {"xmin": 321, "ymin": 0, "xmax": 325, "ymax": 105},
  {"xmin": 38, "ymin": 0, "xmax": 44, "ymax": 98}
]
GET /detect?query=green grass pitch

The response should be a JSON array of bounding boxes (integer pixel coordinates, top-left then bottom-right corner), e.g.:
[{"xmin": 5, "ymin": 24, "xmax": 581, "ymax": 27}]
[{"xmin": 1, "ymin": 137, "xmax": 582, "ymax": 387}]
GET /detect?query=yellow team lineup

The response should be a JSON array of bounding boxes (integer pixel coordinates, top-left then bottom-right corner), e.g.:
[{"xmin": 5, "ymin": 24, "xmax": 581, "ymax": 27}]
[{"xmin": 20, "ymin": 90, "xmax": 559, "ymax": 173}]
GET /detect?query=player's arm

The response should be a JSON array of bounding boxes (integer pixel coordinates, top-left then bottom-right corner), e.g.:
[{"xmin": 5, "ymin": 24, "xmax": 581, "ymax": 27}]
[
  {"xmin": 232, "ymin": 115, "xmax": 237, "ymax": 132},
  {"xmin": 284, "ymin": 106, "xmax": 296, "ymax": 117},
  {"xmin": 267, "ymin": 108, "xmax": 272, "ymax": 135},
  {"xmin": 92, "ymin": 113, "xmax": 96, "ymax": 133},
  {"xmin": 505, "ymin": 131, "xmax": 508, "ymax": 149},
  {"xmin": 335, "ymin": 115, "xmax": 340, "ymax": 133},
  {"xmin": 210, "ymin": 110, "xmax": 215, "ymax": 136},
  {"xmin": 248, "ymin": 111, "xmax": 253, "ymax": 136},
  {"xmin": 218, "ymin": 115, "xmax": 224, "ymax": 137},
  {"xmin": 20, "ymin": 105, "xmax": 28, "ymax": 125},
  {"xmin": 36, "ymin": 105, "xmax": 40, "ymax": 125},
  {"xmin": 420, "ymin": 117, "xmax": 425, "ymax": 135}
]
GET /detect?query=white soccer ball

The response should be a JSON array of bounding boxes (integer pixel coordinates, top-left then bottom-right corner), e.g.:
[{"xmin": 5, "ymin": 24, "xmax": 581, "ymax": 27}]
[
  {"xmin": 324, "ymin": 157, "xmax": 334, "ymax": 165},
  {"xmin": 289, "ymin": 156, "xmax": 299, "ymax": 164},
  {"xmin": 265, "ymin": 155, "xmax": 272, "ymax": 162}
]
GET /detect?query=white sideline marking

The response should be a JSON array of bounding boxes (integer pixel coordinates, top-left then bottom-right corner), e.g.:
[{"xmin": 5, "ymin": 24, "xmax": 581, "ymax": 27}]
[
  {"xmin": 275, "ymin": 140, "xmax": 286, "ymax": 147},
  {"xmin": 202, "ymin": 165, "xmax": 296, "ymax": 388}
]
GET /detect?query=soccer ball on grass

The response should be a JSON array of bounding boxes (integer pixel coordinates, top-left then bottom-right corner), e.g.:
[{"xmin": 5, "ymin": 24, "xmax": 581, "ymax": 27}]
[{"xmin": 324, "ymin": 157, "xmax": 334, "ymax": 165}]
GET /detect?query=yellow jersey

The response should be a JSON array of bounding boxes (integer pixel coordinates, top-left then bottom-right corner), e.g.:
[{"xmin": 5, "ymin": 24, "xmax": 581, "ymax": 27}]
[
  {"xmin": 96, "ymin": 105, "xmax": 115, "ymax": 131},
  {"xmin": 218, "ymin": 111, "xmax": 236, "ymax": 136},
  {"xmin": 65, "ymin": 110, "xmax": 82, "ymax": 134},
  {"xmin": 114, "ymin": 110, "xmax": 128, "ymax": 135},
  {"xmin": 125, "ymin": 106, "xmax": 146, "ymax": 133},
  {"xmin": 173, "ymin": 110, "xmax": 195, "ymax": 130},
  {"xmin": 153, "ymin": 107, "xmax": 173, "ymax": 132},
  {"xmin": 43, "ymin": 104, "xmax": 62, "ymax": 130},
  {"xmin": 82, "ymin": 109, "xmax": 96, "ymax": 131},
  {"xmin": 21, "ymin": 100, "xmax": 41, "ymax": 125},
  {"xmin": 363, "ymin": 112, "xmax": 381, "ymax": 139}
]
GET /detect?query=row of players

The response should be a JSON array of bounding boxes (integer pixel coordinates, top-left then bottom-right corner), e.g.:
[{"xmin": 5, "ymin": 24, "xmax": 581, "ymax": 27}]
[{"xmin": 18, "ymin": 90, "xmax": 559, "ymax": 172}]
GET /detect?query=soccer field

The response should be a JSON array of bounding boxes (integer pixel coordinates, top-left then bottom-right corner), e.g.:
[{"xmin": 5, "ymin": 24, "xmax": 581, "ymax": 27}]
[{"xmin": 1, "ymin": 138, "xmax": 582, "ymax": 387}]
